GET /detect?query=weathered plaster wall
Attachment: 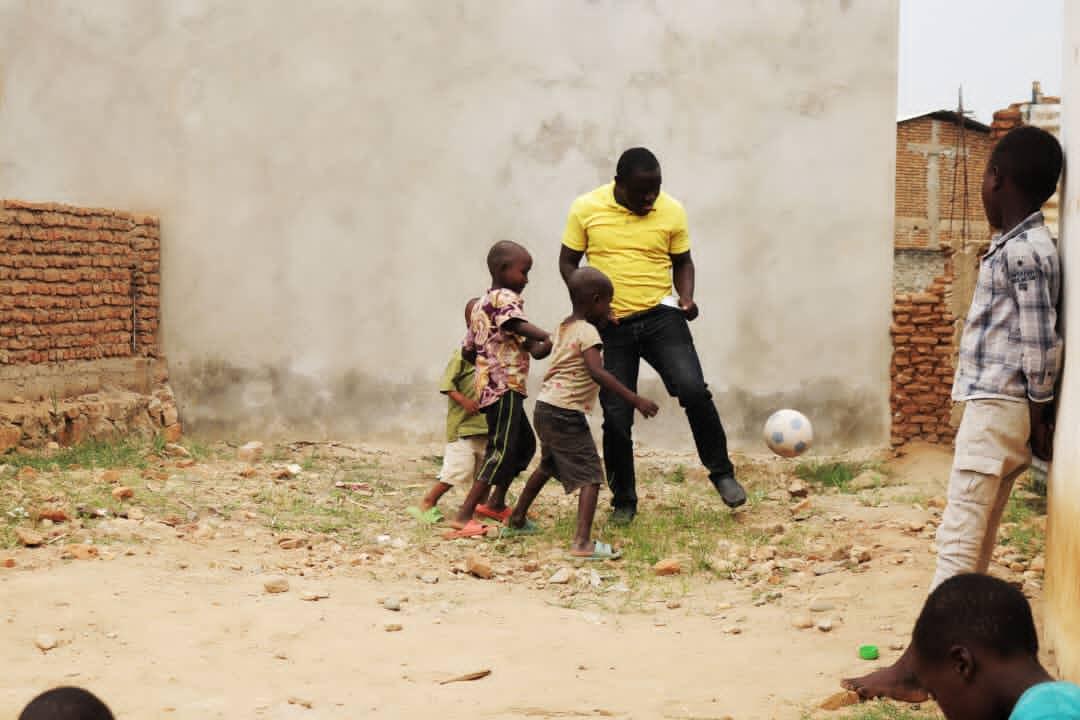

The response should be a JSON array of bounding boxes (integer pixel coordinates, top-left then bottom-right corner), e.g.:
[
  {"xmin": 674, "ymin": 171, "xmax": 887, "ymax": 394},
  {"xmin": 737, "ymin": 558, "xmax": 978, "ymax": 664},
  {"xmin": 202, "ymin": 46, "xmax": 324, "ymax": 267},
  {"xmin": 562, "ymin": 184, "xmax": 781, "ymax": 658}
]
[
  {"xmin": 0, "ymin": 1, "xmax": 898, "ymax": 450},
  {"xmin": 1044, "ymin": 1, "xmax": 1080, "ymax": 682}
]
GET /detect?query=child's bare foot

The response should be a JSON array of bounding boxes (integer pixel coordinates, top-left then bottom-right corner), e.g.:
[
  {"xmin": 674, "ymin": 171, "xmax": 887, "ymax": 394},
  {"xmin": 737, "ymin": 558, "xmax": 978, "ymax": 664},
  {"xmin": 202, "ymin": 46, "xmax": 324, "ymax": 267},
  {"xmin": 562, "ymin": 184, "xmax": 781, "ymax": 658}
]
[
  {"xmin": 447, "ymin": 516, "xmax": 470, "ymax": 530},
  {"xmin": 570, "ymin": 540, "xmax": 596, "ymax": 556},
  {"xmin": 419, "ymin": 499, "xmax": 436, "ymax": 512},
  {"xmin": 841, "ymin": 663, "xmax": 928, "ymax": 703}
]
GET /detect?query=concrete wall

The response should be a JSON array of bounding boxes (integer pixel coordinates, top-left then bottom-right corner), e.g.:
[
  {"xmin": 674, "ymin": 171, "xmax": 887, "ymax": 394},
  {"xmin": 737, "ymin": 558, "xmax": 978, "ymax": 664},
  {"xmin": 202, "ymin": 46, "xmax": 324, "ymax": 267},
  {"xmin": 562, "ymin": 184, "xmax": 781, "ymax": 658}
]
[
  {"xmin": 1044, "ymin": 2, "xmax": 1080, "ymax": 682},
  {"xmin": 0, "ymin": 1, "xmax": 899, "ymax": 450}
]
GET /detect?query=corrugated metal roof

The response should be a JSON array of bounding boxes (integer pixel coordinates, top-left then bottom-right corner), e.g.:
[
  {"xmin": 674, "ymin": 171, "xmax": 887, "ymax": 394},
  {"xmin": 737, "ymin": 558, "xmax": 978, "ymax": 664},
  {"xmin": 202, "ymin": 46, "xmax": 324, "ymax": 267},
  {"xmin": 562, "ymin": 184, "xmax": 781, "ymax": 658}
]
[{"xmin": 897, "ymin": 110, "xmax": 991, "ymax": 133}]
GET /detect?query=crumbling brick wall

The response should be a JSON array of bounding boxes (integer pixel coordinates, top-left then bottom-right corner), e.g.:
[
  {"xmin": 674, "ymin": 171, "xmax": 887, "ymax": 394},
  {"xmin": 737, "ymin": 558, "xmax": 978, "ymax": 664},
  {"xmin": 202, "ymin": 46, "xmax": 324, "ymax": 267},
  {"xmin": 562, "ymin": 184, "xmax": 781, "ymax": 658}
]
[{"xmin": 0, "ymin": 200, "xmax": 160, "ymax": 364}]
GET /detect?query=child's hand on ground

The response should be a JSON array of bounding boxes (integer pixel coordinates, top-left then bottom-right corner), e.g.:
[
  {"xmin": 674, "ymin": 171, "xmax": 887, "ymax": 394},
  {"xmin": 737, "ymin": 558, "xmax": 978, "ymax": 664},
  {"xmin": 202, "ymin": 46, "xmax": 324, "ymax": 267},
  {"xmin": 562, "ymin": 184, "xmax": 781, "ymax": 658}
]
[{"xmin": 634, "ymin": 396, "xmax": 659, "ymax": 418}]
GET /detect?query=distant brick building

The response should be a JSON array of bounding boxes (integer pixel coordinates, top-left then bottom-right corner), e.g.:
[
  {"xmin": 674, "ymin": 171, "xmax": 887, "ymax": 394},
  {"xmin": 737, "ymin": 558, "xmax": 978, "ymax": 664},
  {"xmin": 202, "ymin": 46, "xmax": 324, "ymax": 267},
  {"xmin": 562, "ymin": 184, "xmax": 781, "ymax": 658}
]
[{"xmin": 891, "ymin": 111, "xmax": 993, "ymax": 446}]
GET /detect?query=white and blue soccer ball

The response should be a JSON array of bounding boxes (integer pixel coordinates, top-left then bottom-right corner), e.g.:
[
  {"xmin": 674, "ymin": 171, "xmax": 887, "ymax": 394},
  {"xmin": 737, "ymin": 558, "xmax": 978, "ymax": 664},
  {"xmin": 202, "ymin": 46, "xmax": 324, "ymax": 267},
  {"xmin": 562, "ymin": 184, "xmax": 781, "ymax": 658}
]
[{"xmin": 764, "ymin": 409, "xmax": 813, "ymax": 458}]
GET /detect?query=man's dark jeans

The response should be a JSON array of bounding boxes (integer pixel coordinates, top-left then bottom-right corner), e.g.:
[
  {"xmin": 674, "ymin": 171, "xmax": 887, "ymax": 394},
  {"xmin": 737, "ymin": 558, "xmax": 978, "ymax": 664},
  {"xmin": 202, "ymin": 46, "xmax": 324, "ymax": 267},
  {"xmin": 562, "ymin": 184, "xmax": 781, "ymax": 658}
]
[{"xmin": 599, "ymin": 305, "xmax": 734, "ymax": 514}]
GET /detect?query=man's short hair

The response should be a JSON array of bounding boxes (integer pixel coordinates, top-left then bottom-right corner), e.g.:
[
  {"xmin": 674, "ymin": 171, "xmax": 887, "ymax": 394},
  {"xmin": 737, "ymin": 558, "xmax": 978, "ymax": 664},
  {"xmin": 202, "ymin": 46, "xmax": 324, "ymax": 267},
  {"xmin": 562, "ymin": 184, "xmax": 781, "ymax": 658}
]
[
  {"xmin": 19, "ymin": 687, "xmax": 115, "ymax": 720},
  {"xmin": 616, "ymin": 147, "xmax": 660, "ymax": 179},
  {"xmin": 991, "ymin": 126, "xmax": 1063, "ymax": 207},
  {"xmin": 912, "ymin": 573, "xmax": 1038, "ymax": 664}
]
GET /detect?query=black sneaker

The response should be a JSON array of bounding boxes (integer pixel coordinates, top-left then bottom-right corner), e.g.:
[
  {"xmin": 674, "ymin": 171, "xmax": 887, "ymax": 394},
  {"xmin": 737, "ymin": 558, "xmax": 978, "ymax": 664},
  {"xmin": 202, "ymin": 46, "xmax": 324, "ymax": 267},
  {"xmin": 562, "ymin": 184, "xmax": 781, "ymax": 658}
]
[
  {"xmin": 609, "ymin": 507, "xmax": 637, "ymax": 526},
  {"xmin": 712, "ymin": 474, "xmax": 747, "ymax": 508}
]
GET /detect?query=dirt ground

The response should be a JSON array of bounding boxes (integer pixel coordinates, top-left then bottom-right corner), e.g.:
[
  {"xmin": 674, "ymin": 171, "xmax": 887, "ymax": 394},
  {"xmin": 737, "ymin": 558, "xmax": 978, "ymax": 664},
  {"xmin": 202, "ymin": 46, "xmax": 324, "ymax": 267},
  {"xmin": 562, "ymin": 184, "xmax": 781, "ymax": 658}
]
[{"xmin": 0, "ymin": 440, "xmax": 1049, "ymax": 719}]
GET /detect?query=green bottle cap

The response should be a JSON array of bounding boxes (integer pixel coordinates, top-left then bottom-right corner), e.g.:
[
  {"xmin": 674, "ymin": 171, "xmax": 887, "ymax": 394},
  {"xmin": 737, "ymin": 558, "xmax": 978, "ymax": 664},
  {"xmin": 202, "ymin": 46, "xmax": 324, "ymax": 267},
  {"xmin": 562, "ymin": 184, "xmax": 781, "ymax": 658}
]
[{"xmin": 859, "ymin": 645, "xmax": 880, "ymax": 660}]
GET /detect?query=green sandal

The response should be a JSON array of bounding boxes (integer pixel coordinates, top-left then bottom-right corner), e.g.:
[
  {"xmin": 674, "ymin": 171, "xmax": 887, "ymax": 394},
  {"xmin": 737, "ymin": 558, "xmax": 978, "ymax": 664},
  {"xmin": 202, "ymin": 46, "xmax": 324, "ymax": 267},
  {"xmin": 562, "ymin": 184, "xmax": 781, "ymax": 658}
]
[
  {"xmin": 498, "ymin": 519, "xmax": 541, "ymax": 538},
  {"xmin": 571, "ymin": 540, "xmax": 622, "ymax": 561},
  {"xmin": 406, "ymin": 506, "xmax": 444, "ymax": 525}
]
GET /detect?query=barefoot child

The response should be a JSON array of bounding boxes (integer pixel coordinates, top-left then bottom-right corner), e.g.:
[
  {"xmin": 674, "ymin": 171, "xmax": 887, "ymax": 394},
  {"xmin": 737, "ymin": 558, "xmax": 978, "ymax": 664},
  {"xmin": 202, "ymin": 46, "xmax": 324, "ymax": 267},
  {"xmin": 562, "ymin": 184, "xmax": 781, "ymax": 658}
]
[
  {"xmin": 408, "ymin": 298, "xmax": 488, "ymax": 524},
  {"xmin": 910, "ymin": 574, "xmax": 1080, "ymax": 720},
  {"xmin": 503, "ymin": 268, "xmax": 658, "ymax": 558},
  {"xmin": 844, "ymin": 126, "xmax": 1064, "ymax": 701},
  {"xmin": 446, "ymin": 241, "xmax": 552, "ymax": 538}
]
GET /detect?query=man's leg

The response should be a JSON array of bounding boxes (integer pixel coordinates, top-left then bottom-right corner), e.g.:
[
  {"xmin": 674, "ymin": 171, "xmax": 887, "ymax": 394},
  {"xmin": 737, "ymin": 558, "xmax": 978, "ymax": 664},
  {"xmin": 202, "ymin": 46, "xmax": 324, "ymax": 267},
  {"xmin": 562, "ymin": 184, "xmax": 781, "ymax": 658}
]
[
  {"xmin": 640, "ymin": 309, "xmax": 744, "ymax": 507},
  {"xmin": 599, "ymin": 322, "xmax": 642, "ymax": 521}
]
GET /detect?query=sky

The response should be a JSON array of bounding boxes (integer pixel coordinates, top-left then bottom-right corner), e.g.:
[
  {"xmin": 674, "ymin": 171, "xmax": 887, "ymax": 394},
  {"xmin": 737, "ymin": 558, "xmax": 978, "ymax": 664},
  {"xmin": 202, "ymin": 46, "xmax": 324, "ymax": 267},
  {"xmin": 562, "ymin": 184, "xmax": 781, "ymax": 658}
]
[{"xmin": 898, "ymin": 0, "xmax": 1064, "ymax": 124}]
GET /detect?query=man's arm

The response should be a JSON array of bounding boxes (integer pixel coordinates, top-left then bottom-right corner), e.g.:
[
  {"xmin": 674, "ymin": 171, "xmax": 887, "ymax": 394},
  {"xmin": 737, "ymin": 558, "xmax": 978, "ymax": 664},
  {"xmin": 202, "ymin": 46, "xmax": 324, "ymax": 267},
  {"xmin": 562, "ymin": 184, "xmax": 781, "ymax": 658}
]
[
  {"xmin": 560, "ymin": 246, "xmax": 584, "ymax": 287},
  {"xmin": 671, "ymin": 251, "xmax": 698, "ymax": 321}
]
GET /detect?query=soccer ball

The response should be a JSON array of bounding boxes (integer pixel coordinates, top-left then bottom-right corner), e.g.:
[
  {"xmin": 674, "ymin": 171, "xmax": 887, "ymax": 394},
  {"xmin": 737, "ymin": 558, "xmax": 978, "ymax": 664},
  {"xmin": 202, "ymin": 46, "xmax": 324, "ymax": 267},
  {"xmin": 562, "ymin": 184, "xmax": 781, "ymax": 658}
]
[{"xmin": 764, "ymin": 409, "xmax": 813, "ymax": 458}]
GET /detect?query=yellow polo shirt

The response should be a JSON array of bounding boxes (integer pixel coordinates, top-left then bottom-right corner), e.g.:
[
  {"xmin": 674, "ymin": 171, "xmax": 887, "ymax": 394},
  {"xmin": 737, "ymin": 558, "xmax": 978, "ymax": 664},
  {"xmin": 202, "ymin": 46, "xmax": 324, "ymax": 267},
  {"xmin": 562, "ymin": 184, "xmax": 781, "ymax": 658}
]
[{"xmin": 562, "ymin": 182, "xmax": 690, "ymax": 318}]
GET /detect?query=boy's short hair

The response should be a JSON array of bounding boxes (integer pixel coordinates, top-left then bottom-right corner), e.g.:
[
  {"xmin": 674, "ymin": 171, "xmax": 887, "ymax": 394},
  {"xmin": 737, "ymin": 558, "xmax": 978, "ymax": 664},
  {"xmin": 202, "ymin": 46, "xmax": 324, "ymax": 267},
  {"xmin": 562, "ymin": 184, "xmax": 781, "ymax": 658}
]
[
  {"xmin": 616, "ymin": 147, "xmax": 659, "ymax": 179},
  {"xmin": 486, "ymin": 240, "xmax": 527, "ymax": 275},
  {"xmin": 567, "ymin": 267, "xmax": 613, "ymax": 305},
  {"xmin": 912, "ymin": 573, "xmax": 1038, "ymax": 664},
  {"xmin": 991, "ymin": 126, "xmax": 1063, "ymax": 207},
  {"xmin": 19, "ymin": 687, "xmax": 115, "ymax": 720}
]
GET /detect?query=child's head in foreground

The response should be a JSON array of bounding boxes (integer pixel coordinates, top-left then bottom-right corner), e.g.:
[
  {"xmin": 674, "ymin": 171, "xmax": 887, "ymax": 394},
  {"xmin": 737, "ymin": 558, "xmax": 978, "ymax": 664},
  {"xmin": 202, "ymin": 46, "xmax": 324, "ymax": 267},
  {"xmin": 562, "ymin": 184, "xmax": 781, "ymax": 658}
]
[
  {"xmin": 19, "ymin": 687, "xmax": 114, "ymax": 720},
  {"xmin": 567, "ymin": 267, "xmax": 614, "ymax": 327},
  {"xmin": 982, "ymin": 125, "xmax": 1063, "ymax": 229},
  {"xmin": 911, "ymin": 573, "xmax": 1048, "ymax": 720},
  {"xmin": 486, "ymin": 241, "xmax": 532, "ymax": 294}
]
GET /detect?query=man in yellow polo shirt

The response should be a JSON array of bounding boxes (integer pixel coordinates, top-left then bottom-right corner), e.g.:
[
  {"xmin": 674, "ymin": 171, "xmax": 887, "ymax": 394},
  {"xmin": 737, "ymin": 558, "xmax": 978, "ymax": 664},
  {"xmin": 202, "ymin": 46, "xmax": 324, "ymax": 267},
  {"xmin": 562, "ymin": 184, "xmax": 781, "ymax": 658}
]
[{"xmin": 559, "ymin": 147, "xmax": 745, "ymax": 523}]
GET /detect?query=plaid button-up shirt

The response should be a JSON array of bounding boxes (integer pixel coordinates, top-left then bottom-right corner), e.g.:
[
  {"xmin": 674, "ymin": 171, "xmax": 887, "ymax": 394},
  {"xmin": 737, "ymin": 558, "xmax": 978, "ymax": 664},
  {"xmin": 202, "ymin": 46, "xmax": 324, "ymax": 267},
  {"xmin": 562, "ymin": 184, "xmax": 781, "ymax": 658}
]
[{"xmin": 953, "ymin": 212, "xmax": 1061, "ymax": 403}]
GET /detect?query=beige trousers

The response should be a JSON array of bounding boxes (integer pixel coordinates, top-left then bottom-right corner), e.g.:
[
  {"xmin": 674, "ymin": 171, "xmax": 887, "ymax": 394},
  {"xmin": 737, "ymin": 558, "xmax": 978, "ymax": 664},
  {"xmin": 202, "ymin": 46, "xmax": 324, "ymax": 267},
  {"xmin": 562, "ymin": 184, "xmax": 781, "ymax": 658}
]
[{"xmin": 931, "ymin": 398, "xmax": 1032, "ymax": 591}]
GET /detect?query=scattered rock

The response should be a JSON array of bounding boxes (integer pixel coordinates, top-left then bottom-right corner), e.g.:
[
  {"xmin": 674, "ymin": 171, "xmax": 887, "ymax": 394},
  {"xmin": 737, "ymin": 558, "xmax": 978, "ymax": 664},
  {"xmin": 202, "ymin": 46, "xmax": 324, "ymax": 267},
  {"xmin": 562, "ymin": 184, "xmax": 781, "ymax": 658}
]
[
  {"xmin": 791, "ymin": 498, "xmax": 812, "ymax": 513},
  {"xmin": 549, "ymin": 568, "xmax": 572, "ymax": 584},
  {"xmin": 653, "ymin": 558, "xmax": 682, "ymax": 576},
  {"xmin": 277, "ymin": 536, "xmax": 307, "ymax": 550},
  {"xmin": 285, "ymin": 463, "xmax": 303, "ymax": 477},
  {"xmin": 792, "ymin": 616, "xmax": 814, "ymax": 629},
  {"xmin": 15, "ymin": 528, "xmax": 44, "ymax": 547},
  {"xmin": 1029, "ymin": 556, "xmax": 1046, "ymax": 572},
  {"xmin": 419, "ymin": 573, "xmax": 439, "ymax": 584},
  {"xmin": 38, "ymin": 507, "xmax": 68, "ymax": 523},
  {"xmin": 16, "ymin": 467, "xmax": 37, "ymax": 482},
  {"xmin": 666, "ymin": 600, "xmax": 681, "ymax": 610},
  {"xmin": 523, "ymin": 560, "xmax": 540, "ymax": 572},
  {"xmin": 111, "ymin": 486, "xmax": 134, "ymax": 501},
  {"xmin": 383, "ymin": 597, "xmax": 401, "ymax": 612},
  {"xmin": 820, "ymin": 690, "xmax": 860, "ymax": 711},
  {"xmin": 263, "ymin": 576, "xmax": 290, "ymax": 594},
  {"xmin": 810, "ymin": 598, "xmax": 836, "ymax": 613},
  {"xmin": 851, "ymin": 546, "xmax": 872, "ymax": 564},
  {"xmin": 287, "ymin": 697, "xmax": 313, "ymax": 709},
  {"xmin": 816, "ymin": 618, "xmax": 834, "ymax": 632},
  {"xmin": 829, "ymin": 545, "xmax": 853, "ymax": 562},
  {"xmin": 927, "ymin": 496, "xmax": 947, "ymax": 509},
  {"xmin": 890, "ymin": 640, "xmax": 906, "ymax": 651},
  {"xmin": 237, "ymin": 441, "xmax": 264, "ymax": 463},
  {"xmin": 34, "ymin": 634, "xmax": 58, "ymax": 652},
  {"xmin": 300, "ymin": 590, "xmax": 329, "ymax": 602},
  {"xmin": 163, "ymin": 443, "xmax": 190, "ymax": 458},
  {"xmin": 385, "ymin": 624, "xmax": 403, "ymax": 632},
  {"xmin": 787, "ymin": 479, "xmax": 809, "ymax": 498},
  {"xmin": 61, "ymin": 544, "xmax": 99, "ymax": 560},
  {"xmin": 812, "ymin": 563, "xmax": 840, "ymax": 577},
  {"xmin": 723, "ymin": 625, "xmax": 742, "ymax": 635},
  {"xmin": 274, "ymin": 650, "xmax": 288, "ymax": 660},
  {"xmin": 907, "ymin": 520, "xmax": 926, "ymax": 533},
  {"xmin": 3, "ymin": 558, "xmax": 15, "ymax": 568},
  {"xmin": 101, "ymin": 470, "xmax": 121, "ymax": 484},
  {"xmin": 851, "ymin": 471, "xmax": 884, "ymax": 491},
  {"xmin": 466, "ymin": 553, "xmax": 493, "ymax": 579}
]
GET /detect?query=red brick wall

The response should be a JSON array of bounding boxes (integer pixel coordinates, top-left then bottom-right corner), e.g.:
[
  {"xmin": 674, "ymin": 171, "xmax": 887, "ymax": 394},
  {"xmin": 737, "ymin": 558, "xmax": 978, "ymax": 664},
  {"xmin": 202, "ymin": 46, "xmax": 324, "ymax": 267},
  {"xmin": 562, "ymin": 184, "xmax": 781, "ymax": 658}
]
[{"xmin": 0, "ymin": 200, "xmax": 160, "ymax": 365}]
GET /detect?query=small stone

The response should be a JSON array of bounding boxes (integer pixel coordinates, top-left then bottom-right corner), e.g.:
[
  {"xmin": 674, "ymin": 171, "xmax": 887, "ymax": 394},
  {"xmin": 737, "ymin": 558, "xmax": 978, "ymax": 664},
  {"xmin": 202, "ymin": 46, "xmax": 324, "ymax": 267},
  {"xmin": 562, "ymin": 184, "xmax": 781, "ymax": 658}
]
[
  {"xmin": 653, "ymin": 558, "xmax": 682, "ymax": 576},
  {"xmin": 666, "ymin": 600, "xmax": 681, "ymax": 609},
  {"xmin": 420, "ymin": 573, "xmax": 439, "ymax": 584},
  {"xmin": 15, "ymin": 528, "xmax": 44, "ymax": 547},
  {"xmin": 927, "ymin": 496, "xmax": 947, "ymax": 509},
  {"xmin": 787, "ymin": 479, "xmax": 809, "ymax": 498},
  {"xmin": 890, "ymin": 640, "xmax": 906, "ymax": 651},
  {"xmin": 1029, "ymin": 556, "xmax": 1046, "ymax": 572},
  {"xmin": 907, "ymin": 520, "xmax": 926, "ymax": 533},
  {"xmin": 810, "ymin": 598, "xmax": 836, "ymax": 613},
  {"xmin": 466, "ymin": 553, "xmax": 493, "ymax": 579},
  {"xmin": 791, "ymin": 498, "xmax": 812, "ymax": 513},
  {"xmin": 723, "ymin": 625, "xmax": 742, "ymax": 635},
  {"xmin": 792, "ymin": 616, "xmax": 814, "ymax": 629},
  {"xmin": 1010, "ymin": 561, "xmax": 1026, "ymax": 573},
  {"xmin": 35, "ymin": 634, "xmax": 58, "ymax": 652},
  {"xmin": 715, "ymin": 602, "xmax": 734, "ymax": 611},
  {"xmin": 300, "ymin": 590, "xmax": 329, "ymax": 601},
  {"xmin": 274, "ymin": 650, "xmax": 288, "ymax": 660},
  {"xmin": 61, "ymin": 544, "xmax": 99, "ymax": 560},
  {"xmin": 111, "ymin": 486, "xmax": 134, "ymax": 501},
  {"xmin": 263, "ymin": 576, "xmax": 290, "ymax": 594},
  {"xmin": 101, "ymin": 470, "xmax": 121, "ymax": 484},
  {"xmin": 382, "ymin": 597, "xmax": 401, "ymax": 611},
  {"xmin": 816, "ymin": 618, "xmax": 834, "ymax": 632},
  {"xmin": 285, "ymin": 463, "xmax": 303, "ymax": 477},
  {"xmin": 16, "ymin": 467, "xmax": 37, "ymax": 482},
  {"xmin": 851, "ymin": 546, "xmax": 872, "ymax": 563},
  {"xmin": 237, "ymin": 441, "xmax": 264, "ymax": 463},
  {"xmin": 177, "ymin": 561, "xmax": 190, "ymax": 570},
  {"xmin": 287, "ymin": 697, "xmax": 313, "ymax": 709},
  {"xmin": 385, "ymin": 623, "xmax": 403, "ymax": 632},
  {"xmin": 40, "ymin": 519, "xmax": 53, "ymax": 529},
  {"xmin": 277, "ymin": 536, "xmax": 307, "ymax": 550},
  {"xmin": 164, "ymin": 443, "xmax": 190, "ymax": 458},
  {"xmin": 3, "ymin": 558, "xmax": 15, "ymax": 568},
  {"xmin": 523, "ymin": 560, "xmax": 540, "ymax": 572},
  {"xmin": 549, "ymin": 568, "xmax": 572, "ymax": 584},
  {"xmin": 820, "ymin": 690, "xmax": 860, "ymax": 710},
  {"xmin": 829, "ymin": 545, "xmax": 853, "ymax": 562},
  {"xmin": 812, "ymin": 563, "xmax": 840, "ymax": 577}
]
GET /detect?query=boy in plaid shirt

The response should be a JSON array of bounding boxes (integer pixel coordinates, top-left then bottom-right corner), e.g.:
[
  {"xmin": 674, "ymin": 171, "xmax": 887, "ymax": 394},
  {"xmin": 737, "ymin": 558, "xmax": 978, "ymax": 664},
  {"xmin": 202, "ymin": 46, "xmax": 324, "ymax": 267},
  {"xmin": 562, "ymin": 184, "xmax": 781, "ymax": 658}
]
[{"xmin": 845, "ymin": 126, "xmax": 1063, "ymax": 702}]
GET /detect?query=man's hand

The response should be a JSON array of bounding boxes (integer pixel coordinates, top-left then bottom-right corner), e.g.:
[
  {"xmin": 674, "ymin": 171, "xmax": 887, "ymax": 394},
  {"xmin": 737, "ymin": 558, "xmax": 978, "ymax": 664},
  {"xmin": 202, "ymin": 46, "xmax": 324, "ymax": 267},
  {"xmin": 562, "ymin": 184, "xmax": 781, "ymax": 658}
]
[
  {"xmin": 633, "ymin": 396, "xmax": 660, "ymax": 418},
  {"xmin": 678, "ymin": 297, "xmax": 699, "ymax": 322}
]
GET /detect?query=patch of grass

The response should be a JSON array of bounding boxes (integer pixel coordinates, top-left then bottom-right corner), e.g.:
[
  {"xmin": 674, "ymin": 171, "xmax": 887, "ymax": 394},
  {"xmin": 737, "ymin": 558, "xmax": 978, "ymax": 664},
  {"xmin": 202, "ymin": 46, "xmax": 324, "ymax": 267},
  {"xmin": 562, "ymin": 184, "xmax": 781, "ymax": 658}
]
[
  {"xmin": 835, "ymin": 700, "xmax": 942, "ymax": 720},
  {"xmin": 667, "ymin": 465, "xmax": 687, "ymax": 484},
  {"xmin": 796, "ymin": 460, "xmax": 883, "ymax": 493},
  {"xmin": 2, "ymin": 439, "xmax": 150, "ymax": 472},
  {"xmin": 998, "ymin": 489, "xmax": 1046, "ymax": 557}
]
